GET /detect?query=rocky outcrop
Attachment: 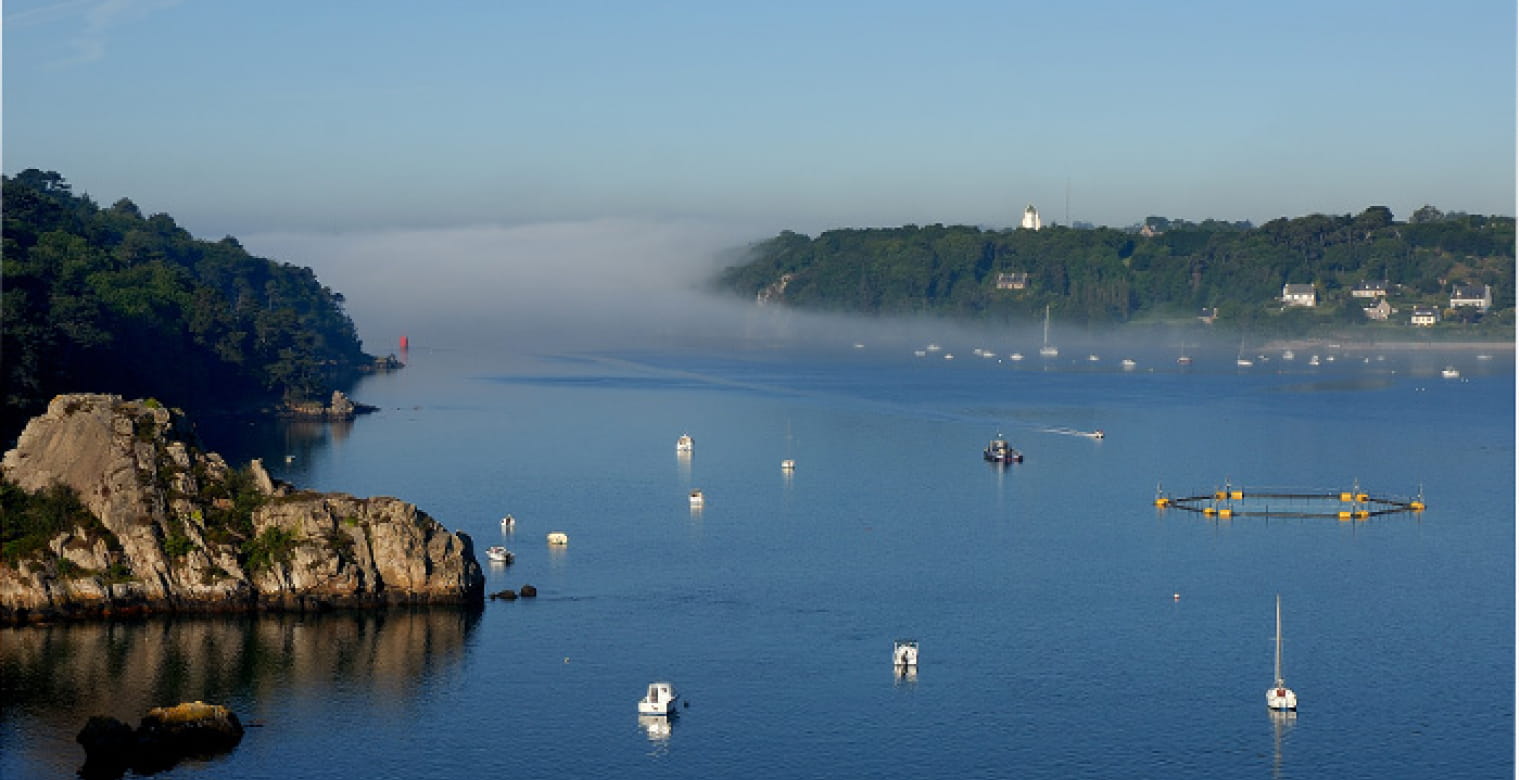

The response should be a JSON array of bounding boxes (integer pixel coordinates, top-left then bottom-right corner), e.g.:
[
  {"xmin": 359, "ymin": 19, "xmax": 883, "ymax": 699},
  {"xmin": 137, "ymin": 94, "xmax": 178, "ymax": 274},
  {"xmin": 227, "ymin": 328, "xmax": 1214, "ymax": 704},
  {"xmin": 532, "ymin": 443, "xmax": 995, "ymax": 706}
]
[
  {"xmin": 280, "ymin": 389, "xmax": 377, "ymax": 420},
  {"xmin": 0, "ymin": 394, "xmax": 483, "ymax": 624},
  {"xmin": 78, "ymin": 701, "xmax": 243, "ymax": 778}
]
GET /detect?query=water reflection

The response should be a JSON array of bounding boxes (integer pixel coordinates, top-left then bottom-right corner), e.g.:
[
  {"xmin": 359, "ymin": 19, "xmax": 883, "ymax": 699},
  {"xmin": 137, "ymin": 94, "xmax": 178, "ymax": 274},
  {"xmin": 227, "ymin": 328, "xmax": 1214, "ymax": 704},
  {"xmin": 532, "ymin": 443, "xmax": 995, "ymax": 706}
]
[
  {"xmin": 0, "ymin": 609, "xmax": 480, "ymax": 775},
  {"xmin": 1268, "ymin": 709, "xmax": 1296, "ymax": 779},
  {"xmin": 638, "ymin": 713, "xmax": 674, "ymax": 743}
]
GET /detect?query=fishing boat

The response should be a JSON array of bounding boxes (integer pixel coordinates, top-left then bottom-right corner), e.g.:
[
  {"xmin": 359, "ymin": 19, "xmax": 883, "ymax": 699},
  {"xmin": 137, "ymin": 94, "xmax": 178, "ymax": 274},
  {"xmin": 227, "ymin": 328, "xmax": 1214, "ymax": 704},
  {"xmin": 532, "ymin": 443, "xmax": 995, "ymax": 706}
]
[
  {"xmin": 1039, "ymin": 305, "xmax": 1059, "ymax": 358},
  {"xmin": 675, "ymin": 433, "xmax": 693, "ymax": 452},
  {"xmin": 689, "ymin": 489, "xmax": 704, "ymax": 506},
  {"xmin": 893, "ymin": 639, "xmax": 919, "ymax": 668},
  {"xmin": 983, "ymin": 437, "xmax": 1023, "ymax": 463},
  {"xmin": 638, "ymin": 682, "xmax": 680, "ymax": 716},
  {"xmin": 485, "ymin": 545, "xmax": 513, "ymax": 564},
  {"xmin": 1265, "ymin": 595, "xmax": 1298, "ymax": 712}
]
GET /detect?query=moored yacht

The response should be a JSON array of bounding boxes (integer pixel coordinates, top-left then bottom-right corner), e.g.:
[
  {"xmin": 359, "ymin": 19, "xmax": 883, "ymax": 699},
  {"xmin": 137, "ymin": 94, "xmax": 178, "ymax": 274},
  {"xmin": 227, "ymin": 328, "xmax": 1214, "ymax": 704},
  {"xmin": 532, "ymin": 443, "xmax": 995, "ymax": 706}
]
[
  {"xmin": 486, "ymin": 545, "xmax": 513, "ymax": 564},
  {"xmin": 1265, "ymin": 595, "xmax": 1298, "ymax": 712},
  {"xmin": 638, "ymin": 682, "xmax": 680, "ymax": 716},
  {"xmin": 676, "ymin": 433, "xmax": 693, "ymax": 452}
]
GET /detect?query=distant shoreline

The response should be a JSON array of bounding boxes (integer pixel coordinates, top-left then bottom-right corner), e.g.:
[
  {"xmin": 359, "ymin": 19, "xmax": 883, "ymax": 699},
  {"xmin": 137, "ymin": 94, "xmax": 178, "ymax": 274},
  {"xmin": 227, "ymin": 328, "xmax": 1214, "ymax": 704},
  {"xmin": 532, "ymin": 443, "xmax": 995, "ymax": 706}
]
[{"xmin": 1260, "ymin": 339, "xmax": 1513, "ymax": 352}]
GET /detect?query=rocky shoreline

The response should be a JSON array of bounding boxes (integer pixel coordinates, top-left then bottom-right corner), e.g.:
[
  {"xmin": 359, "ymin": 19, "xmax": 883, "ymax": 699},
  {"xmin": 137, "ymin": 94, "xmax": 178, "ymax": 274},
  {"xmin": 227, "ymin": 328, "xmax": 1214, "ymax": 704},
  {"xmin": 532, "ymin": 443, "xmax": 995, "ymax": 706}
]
[{"xmin": 0, "ymin": 394, "xmax": 483, "ymax": 625}]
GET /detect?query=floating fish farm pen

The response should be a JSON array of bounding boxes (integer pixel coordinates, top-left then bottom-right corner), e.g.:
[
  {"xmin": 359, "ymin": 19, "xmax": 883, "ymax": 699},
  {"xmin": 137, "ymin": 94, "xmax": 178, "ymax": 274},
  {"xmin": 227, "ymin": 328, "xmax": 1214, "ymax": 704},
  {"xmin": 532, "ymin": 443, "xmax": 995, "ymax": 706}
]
[{"xmin": 1153, "ymin": 480, "xmax": 1425, "ymax": 520}]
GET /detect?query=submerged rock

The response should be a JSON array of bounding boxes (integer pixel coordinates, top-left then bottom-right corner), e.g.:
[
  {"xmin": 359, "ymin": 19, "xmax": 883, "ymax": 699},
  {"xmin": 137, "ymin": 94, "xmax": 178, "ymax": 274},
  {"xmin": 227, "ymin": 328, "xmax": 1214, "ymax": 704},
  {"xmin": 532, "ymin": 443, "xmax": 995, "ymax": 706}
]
[{"xmin": 0, "ymin": 394, "xmax": 484, "ymax": 624}]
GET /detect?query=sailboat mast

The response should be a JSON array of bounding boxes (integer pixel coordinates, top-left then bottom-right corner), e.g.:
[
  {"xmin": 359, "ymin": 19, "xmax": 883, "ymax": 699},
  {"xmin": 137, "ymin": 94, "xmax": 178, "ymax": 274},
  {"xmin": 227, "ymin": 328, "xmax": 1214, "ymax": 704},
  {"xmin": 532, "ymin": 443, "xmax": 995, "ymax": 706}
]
[{"xmin": 1274, "ymin": 595, "xmax": 1284, "ymax": 687}]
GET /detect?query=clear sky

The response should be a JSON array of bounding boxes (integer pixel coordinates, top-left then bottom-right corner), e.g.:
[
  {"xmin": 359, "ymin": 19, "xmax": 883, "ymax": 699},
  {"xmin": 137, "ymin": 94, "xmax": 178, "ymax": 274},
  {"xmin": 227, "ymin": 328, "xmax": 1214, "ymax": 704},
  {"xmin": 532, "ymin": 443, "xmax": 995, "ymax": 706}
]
[{"xmin": 5, "ymin": 0, "xmax": 1516, "ymax": 241}]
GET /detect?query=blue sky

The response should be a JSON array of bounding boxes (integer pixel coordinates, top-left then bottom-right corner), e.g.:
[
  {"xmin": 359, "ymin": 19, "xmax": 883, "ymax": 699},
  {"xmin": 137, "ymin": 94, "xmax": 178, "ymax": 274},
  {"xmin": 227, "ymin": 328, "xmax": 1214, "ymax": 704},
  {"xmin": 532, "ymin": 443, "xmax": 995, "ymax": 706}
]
[
  {"xmin": 2, "ymin": 2, "xmax": 1520, "ymax": 349},
  {"xmin": 4, "ymin": 0, "xmax": 1516, "ymax": 240}
]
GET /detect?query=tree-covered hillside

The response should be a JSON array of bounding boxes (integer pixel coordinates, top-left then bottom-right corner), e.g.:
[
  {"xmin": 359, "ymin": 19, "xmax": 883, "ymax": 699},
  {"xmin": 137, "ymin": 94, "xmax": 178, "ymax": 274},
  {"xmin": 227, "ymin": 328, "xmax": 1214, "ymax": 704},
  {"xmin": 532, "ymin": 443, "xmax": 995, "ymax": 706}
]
[
  {"xmin": 2, "ymin": 170, "xmax": 377, "ymax": 444},
  {"xmin": 717, "ymin": 207, "xmax": 1514, "ymax": 336}
]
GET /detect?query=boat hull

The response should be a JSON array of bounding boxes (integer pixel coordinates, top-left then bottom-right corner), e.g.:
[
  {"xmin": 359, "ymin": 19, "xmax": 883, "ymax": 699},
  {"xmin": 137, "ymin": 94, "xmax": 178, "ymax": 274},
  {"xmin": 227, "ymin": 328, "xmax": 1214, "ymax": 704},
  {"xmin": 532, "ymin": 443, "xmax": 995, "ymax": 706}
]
[{"xmin": 1266, "ymin": 688, "xmax": 1297, "ymax": 711}]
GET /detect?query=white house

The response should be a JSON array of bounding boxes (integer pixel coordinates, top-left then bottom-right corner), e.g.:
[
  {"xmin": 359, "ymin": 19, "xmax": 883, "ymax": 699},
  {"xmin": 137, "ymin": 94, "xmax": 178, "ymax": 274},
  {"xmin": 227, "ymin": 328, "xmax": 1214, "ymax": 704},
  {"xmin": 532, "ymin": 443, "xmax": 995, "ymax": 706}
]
[
  {"xmin": 1281, "ymin": 284, "xmax": 1317, "ymax": 307},
  {"xmin": 1410, "ymin": 307, "xmax": 1440, "ymax": 327},
  {"xmin": 1351, "ymin": 280, "xmax": 1389, "ymax": 299},
  {"xmin": 1449, "ymin": 284, "xmax": 1491, "ymax": 310},
  {"xmin": 1020, "ymin": 204, "xmax": 1042, "ymax": 231}
]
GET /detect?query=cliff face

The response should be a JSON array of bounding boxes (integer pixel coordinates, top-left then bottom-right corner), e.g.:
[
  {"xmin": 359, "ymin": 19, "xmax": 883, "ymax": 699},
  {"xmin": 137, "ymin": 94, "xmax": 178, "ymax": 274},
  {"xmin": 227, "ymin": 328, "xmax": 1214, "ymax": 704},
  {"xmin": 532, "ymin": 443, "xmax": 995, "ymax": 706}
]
[{"xmin": 0, "ymin": 394, "xmax": 483, "ymax": 623}]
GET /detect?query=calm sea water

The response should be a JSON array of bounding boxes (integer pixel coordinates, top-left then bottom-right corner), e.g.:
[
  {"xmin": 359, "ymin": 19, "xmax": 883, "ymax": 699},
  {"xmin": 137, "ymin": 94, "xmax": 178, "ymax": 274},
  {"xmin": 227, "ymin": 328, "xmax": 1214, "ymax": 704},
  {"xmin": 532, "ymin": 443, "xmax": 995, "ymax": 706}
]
[{"xmin": 3, "ymin": 340, "xmax": 1514, "ymax": 779}]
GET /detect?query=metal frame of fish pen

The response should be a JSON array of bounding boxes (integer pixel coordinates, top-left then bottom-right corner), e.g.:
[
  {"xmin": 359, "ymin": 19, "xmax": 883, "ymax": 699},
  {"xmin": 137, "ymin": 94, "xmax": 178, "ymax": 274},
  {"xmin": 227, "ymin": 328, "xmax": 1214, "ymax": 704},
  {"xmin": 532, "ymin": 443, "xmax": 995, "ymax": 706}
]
[{"xmin": 1153, "ymin": 481, "xmax": 1425, "ymax": 520}]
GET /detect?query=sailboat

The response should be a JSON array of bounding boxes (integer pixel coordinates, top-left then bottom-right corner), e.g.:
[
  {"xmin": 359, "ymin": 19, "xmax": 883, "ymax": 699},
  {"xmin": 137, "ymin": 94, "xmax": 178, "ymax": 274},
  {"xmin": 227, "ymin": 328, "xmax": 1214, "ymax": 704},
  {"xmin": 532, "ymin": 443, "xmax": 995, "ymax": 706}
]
[
  {"xmin": 1236, "ymin": 337, "xmax": 1254, "ymax": 367},
  {"xmin": 1039, "ymin": 305, "xmax": 1059, "ymax": 358},
  {"xmin": 1265, "ymin": 595, "xmax": 1298, "ymax": 711}
]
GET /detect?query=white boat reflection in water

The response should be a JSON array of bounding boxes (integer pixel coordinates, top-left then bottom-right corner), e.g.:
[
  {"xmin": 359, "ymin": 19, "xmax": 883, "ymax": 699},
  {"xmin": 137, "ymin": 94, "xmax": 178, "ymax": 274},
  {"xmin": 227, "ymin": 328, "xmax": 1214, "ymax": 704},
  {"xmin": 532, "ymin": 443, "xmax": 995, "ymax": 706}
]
[{"xmin": 639, "ymin": 714, "xmax": 673, "ymax": 743}]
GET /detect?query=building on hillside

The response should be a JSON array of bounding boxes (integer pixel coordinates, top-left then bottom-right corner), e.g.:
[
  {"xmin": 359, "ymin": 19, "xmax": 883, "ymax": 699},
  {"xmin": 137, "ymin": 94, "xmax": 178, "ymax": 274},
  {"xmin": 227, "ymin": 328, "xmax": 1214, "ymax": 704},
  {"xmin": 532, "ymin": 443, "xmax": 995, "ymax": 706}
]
[
  {"xmin": 1351, "ymin": 280, "xmax": 1389, "ymax": 299},
  {"xmin": 1449, "ymin": 284, "xmax": 1492, "ymax": 310},
  {"xmin": 1410, "ymin": 307, "xmax": 1440, "ymax": 327},
  {"xmin": 1198, "ymin": 307, "xmax": 1219, "ymax": 324},
  {"xmin": 995, "ymin": 272, "xmax": 1030, "ymax": 290},
  {"xmin": 1281, "ymin": 283, "xmax": 1317, "ymax": 308},
  {"xmin": 1363, "ymin": 298, "xmax": 1392, "ymax": 321},
  {"xmin": 1020, "ymin": 204, "xmax": 1042, "ymax": 231}
]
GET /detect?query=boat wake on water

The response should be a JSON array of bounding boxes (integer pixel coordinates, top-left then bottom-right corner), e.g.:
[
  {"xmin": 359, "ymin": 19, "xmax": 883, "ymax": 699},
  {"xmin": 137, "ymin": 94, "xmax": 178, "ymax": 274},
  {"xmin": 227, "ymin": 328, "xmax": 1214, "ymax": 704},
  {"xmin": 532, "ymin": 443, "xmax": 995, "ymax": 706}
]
[{"xmin": 1042, "ymin": 427, "xmax": 1105, "ymax": 439}]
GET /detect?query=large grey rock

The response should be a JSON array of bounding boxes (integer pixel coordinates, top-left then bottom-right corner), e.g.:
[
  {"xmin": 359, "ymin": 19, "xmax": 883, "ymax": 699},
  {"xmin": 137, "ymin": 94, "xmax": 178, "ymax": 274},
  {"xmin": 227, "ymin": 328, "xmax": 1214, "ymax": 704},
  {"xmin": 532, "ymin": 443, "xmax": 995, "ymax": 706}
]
[{"xmin": 0, "ymin": 394, "xmax": 483, "ymax": 623}]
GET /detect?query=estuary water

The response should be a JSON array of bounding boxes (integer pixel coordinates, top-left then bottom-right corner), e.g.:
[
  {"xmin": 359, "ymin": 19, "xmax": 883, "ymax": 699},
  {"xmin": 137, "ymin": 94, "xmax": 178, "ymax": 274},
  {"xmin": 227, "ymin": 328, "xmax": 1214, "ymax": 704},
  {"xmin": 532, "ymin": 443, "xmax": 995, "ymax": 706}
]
[{"xmin": 2, "ymin": 339, "xmax": 1514, "ymax": 779}]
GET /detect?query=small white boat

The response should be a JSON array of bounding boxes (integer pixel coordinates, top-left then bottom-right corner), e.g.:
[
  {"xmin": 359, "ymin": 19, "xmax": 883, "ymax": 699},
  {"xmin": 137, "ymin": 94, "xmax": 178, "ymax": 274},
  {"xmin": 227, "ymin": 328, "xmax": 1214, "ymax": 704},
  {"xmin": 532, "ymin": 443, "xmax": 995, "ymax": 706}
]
[
  {"xmin": 638, "ymin": 682, "xmax": 680, "ymax": 716},
  {"xmin": 893, "ymin": 639, "xmax": 919, "ymax": 667},
  {"xmin": 501, "ymin": 514, "xmax": 515, "ymax": 530},
  {"xmin": 1085, "ymin": 429, "xmax": 1105, "ymax": 439},
  {"xmin": 485, "ymin": 545, "xmax": 513, "ymax": 564},
  {"xmin": 943, "ymin": 353, "xmax": 954, "ymax": 360},
  {"xmin": 546, "ymin": 532, "xmax": 568, "ymax": 546},
  {"xmin": 1088, "ymin": 354, "xmax": 1099, "ymax": 362},
  {"xmin": 925, "ymin": 343, "xmax": 942, "ymax": 352},
  {"xmin": 1009, "ymin": 352, "xmax": 1024, "ymax": 362},
  {"xmin": 1236, "ymin": 357, "xmax": 1254, "ymax": 367},
  {"xmin": 689, "ymin": 489, "xmax": 704, "ymax": 506},
  {"xmin": 913, "ymin": 349, "xmax": 927, "ymax": 357},
  {"xmin": 1440, "ymin": 366, "xmax": 1461, "ymax": 379},
  {"xmin": 675, "ymin": 433, "xmax": 693, "ymax": 452},
  {"xmin": 781, "ymin": 459, "xmax": 795, "ymax": 471},
  {"xmin": 1308, "ymin": 355, "xmax": 1320, "ymax": 366},
  {"xmin": 1282, "ymin": 350, "xmax": 1295, "ymax": 360},
  {"xmin": 1265, "ymin": 595, "xmax": 1298, "ymax": 712},
  {"xmin": 1477, "ymin": 354, "xmax": 1493, "ymax": 361},
  {"xmin": 1121, "ymin": 359, "xmax": 1136, "ymax": 370}
]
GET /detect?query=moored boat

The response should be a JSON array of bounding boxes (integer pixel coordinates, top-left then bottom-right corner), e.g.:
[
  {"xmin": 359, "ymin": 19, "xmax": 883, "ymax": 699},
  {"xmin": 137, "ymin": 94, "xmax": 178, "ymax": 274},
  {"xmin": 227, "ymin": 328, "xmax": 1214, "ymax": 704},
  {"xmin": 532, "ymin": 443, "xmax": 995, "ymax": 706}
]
[
  {"xmin": 1265, "ymin": 595, "xmax": 1298, "ymax": 711},
  {"xmin": 983, "ymin": 437, "xmax": 1023, "ymax": 463},
  {"xmin": 1440, "ymin": 366, "xmax": 1460, "ymax": 379},
  {"xmin": 893, "ymin": 639, "xmax": 919, "ymax": 667},
  {"xmin": 638, "ymin": 682, "xmax": 680, "ymax": 716},
  {"xmin": 676, "ymin": 433, "xmax": 693, "ymax": 452},
  {"xmin": 689, "ymin": 489, "xmax": 704, "ymax": 506},
  {"xmin": 486, "ymin": 545, "xmax": 513, "ymax": 564}
]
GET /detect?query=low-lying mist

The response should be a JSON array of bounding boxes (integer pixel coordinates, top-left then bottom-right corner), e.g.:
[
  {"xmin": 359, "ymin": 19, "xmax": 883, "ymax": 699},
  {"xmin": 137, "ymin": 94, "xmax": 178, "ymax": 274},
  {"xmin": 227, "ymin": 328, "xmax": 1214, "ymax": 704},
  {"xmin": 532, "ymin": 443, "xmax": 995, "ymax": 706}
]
[{"xmin": 243, "ymin": 219, "xmax": 1231, "ymax": 361}]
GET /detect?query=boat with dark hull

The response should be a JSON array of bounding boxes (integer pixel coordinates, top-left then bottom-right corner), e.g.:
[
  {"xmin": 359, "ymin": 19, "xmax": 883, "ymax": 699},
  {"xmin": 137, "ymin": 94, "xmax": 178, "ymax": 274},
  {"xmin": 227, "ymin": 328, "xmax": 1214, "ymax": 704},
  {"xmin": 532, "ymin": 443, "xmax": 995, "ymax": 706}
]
[{"xmin": 983, "ymin": 437, "xmax": 1023, "ymax": 463}]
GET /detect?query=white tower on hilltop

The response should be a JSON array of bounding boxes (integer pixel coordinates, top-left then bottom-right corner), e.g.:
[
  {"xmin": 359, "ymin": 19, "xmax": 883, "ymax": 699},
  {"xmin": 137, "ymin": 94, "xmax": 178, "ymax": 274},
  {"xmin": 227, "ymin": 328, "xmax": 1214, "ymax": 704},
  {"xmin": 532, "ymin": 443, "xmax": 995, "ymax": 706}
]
[{"xmin": 1020, "ymin": 204, "xmax": 1042, "ymax": 231}]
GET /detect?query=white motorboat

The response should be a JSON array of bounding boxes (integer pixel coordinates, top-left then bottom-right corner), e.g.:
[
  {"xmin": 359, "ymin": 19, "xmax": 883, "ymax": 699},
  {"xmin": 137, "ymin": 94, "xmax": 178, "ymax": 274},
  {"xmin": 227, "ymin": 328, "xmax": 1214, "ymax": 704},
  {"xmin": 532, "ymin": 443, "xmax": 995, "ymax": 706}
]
[
  {"xmin": 1308, "ymin": 355, "xmax": 1320, "ymax": 366},
  {"xmin": 1440, "ymin": 366, "xmax": 1461, "ymax": 379},
  {"xmin": 500, "ymin": 514, "xmax": 515, "ymax": 531},
  {"xmin": 1039, "ymin": 305, "xmax": 1059, "ymax": 358},
  {"xmin": 1121, "ymin": 359, "xmax": 1137, "ymax": 370},
  {"xmin": 781, "ymin": 459, "xmax": 795, "ymax": 471},
  {"xmin": 689, "ymin": 489, "xmax": 704, "ymax": 506},
  {"xmin": 638, "ymin": 682, "xmax": 680, "ymax": 715},
  {"xmin": 546, "ymin": 532, "xmax": 568, "ymax": 546},
  {"xmin": 485, "ymin": 545, "xmax": 513, "ymax": 564},
  {"xmin": 675, "ymin": 433, "xmax": 693, "ymax": 452},
  {"xmin": 925, "ymin": 343, "xmax": 942, "ymax": 353},
  {"xmin": 1088, "ymin": 354, "xmax": 1100, "ymax": 362},
  {"xmin": 1265, "ymin": 595, "xmax": 1298, "ymax": 712},
  {"xmin": 1282, "ymin": 349, "xmax": 1295, "ymax": 360},
  {"xmin": 1009, "ymin": 352, "xmax": 1024, "ymax": 361},
  {"xmin": 913, "ymin": 349, "xmax": 927, "ymax": 357},
  {"xmin": 893, "ymin": 639, "xmax": 919, "ymax": 667}
]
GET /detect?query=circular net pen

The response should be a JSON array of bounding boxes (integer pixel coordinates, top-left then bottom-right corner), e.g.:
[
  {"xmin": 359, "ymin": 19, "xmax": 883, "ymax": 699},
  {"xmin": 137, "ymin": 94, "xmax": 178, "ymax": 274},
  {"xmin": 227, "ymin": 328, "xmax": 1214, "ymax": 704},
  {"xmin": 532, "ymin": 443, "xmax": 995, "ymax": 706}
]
[{"xmin": 1152, "ymin": 482, "xmax": 1426, "ymax": 520}]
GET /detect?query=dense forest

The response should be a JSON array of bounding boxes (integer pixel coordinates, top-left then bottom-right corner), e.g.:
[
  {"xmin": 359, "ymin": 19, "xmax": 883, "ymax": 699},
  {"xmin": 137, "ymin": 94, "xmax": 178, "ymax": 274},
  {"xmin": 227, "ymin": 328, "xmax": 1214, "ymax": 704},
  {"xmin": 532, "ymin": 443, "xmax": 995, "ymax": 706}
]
[
  {"xmin": 717, "ymin": 206, "xmax": 1515, "ymax": 336},
  {"xmin": 2, "ymin": 170, "xmax": 377, "ymax": 445}
]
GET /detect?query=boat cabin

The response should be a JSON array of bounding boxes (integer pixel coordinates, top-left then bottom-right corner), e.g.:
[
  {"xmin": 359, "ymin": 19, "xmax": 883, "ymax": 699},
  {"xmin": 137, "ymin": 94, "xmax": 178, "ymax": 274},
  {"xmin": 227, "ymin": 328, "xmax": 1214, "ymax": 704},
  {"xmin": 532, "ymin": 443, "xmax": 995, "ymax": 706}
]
[
  {"xmin": 638, "ymin": 681, "xmax": 680, "ymax": 715},
  {"xmin": 893, "ymin": 639, "xmax": 919, "ymax": 667}
]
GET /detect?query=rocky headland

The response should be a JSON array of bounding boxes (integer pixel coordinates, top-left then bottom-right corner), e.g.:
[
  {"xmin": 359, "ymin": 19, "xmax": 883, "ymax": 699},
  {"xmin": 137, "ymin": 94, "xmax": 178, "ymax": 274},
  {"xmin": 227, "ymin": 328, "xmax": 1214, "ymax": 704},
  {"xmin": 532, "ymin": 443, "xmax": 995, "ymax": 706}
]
[{"xmin": 0, "ymin": 394, "xmax": 483, "ymax": 624}]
